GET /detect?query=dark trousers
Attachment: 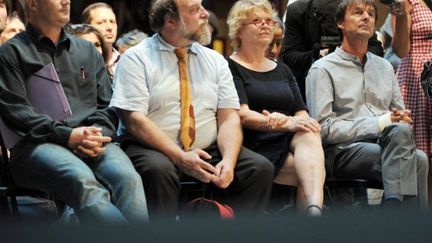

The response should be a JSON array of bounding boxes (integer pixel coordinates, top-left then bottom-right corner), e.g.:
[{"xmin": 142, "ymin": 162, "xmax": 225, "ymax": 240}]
[{"xmin": 124, "ymin": 143, "xmax": 274, "ymax": 220}]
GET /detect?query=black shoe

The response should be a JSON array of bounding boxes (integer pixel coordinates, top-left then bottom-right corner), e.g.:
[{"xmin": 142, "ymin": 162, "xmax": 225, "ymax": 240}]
[{"xmin": 381, "ymin": 198, "xmax": 402, "ymax": 210}]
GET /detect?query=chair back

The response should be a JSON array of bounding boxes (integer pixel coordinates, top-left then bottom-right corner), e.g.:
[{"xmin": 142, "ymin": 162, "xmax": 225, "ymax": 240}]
[{"xmin": 0, "ymin": 129, "xmax": 13, "ymax": 188}]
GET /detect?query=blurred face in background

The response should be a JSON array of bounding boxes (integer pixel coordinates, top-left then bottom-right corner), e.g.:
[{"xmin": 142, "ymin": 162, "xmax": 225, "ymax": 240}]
[
  {"xmin": 0, "ymin": 16, "xmax": 25, "ymax": 44},
  {"xmin": 88, "ymin": 7, "xmax": 117, "ymax": 45},
  {"xmin": 265, "ymin": 24, "xmax": 283, "ymax": 61},
  {"xmin": 0, "ymin": 1, "xmax": 7, "ymax": 32},
  {"xmin": 76, "ymin": 32, "xmax": 103, "ymax": 55}
]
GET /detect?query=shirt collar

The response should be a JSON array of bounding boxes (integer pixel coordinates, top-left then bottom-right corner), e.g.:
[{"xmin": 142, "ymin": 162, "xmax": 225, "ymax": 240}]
[
  {"xmin": 155, "ymin": 33, "xmax": 198, "ymax": 56},
  {"xmin": 109, "ymin": 47, "xmax": 121, "ymax": 66},
  {"xmin": 26, "ymin": 24, "xmax": 71, "ymax": 50},
  {"xmin": 335, "ymin": 46, "xmax": 374, "ymax": 65}
]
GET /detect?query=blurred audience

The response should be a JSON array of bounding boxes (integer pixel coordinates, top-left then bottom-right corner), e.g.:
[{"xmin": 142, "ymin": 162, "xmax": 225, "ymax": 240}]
[
  {"xmin": 0, "ymin": 11, "xmax": 24, "ymax": 44},
  {"xmin": 379, "ymin": 14, "xmax": 401, "ymax": 72},
  {"xmin": 265, "ymin": 16, "xmax": 284, "ymax": 61},
  {"xmin": 115, "ymin": 29, "xmax": 147, "ymax": 54},
  {"xmin": 82, "ymin": 2, "xmax": 120, "ymax": 77},
  {"xmin": 0, "ymin": 0, "xmax": 7, "ymax": 35},
  {"xmin": 65, "ymin": 23, "xmax": 112, "ymax": 80},
  {"xmin": 207, "ymin": 10, "xmax": 219, "ymax": 38}
]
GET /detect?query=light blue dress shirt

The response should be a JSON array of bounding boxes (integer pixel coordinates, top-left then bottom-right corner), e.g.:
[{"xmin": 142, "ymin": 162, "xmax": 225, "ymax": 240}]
[{"xmin": 110, "ymin": 34, "xmax": 240, "ymax": 149}]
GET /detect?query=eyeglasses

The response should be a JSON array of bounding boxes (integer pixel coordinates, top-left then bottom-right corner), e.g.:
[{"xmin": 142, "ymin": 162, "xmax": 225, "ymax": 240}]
[{"xmin": 243, "ymin": 18, "xmax": 277, "ymax": 27}]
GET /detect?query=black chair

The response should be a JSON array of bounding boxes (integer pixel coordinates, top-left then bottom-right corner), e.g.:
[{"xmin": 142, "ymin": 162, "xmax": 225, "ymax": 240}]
[
  {"xmin": 179, "ymin": 179, "xmax": 212, "ymax": 209},
  {"xmin": 0, "ymin": 132, "xmax": 61, "ymax": 218},
  {"xmin": 324, "ymin": 177, "xmax": 383, "ymax": 210}
]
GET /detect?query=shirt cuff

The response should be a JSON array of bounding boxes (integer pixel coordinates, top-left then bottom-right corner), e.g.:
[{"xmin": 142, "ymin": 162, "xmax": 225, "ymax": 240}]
[{"xmin": 378, "ymin": 113, "xmax": 392, "ymax": 132}]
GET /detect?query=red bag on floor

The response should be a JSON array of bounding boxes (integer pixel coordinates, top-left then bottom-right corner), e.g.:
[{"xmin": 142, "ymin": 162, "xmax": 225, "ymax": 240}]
[{"xmin": 181, "ymin": 197, "xmax": 234, "ymax": 220}]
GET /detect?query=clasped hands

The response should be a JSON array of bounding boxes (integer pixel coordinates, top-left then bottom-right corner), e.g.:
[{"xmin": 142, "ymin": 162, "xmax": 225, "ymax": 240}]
[
  {"xmin": 175, "ymin": 149, "xmax": 234, "ymax": 189},
  {"xmin": 67, "ymin": 126, "xmax": 112, "ymax": 158},
  {"xmin": 262, "ymin": 110, "xmax": 320, "ymax": 132},
  {"xmin": 391, "ymin": 108, "xmax": 412, "ymax": 124}
]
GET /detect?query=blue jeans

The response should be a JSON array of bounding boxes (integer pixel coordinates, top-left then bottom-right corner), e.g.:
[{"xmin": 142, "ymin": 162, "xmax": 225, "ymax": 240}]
[{"xmin": 10, "ymin": 142, "xmax": 148, "ymax": 223}]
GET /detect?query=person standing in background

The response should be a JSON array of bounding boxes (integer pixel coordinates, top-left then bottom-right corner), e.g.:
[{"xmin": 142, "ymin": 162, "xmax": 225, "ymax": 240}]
[{"xmin": 392, "ymin": 0, "xmax": 432, "ymax": 205}]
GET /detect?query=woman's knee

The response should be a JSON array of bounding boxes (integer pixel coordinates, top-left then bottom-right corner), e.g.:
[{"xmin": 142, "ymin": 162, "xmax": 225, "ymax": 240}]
[{"xmin": 292, "ymin": 131, "xmax": 322, "ymax": 149}]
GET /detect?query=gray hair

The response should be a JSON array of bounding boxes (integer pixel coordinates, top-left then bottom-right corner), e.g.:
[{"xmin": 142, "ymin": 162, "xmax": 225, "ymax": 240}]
[{"xmin": 116, "ymin": 29, "xmax": 148, "ymax": 49}]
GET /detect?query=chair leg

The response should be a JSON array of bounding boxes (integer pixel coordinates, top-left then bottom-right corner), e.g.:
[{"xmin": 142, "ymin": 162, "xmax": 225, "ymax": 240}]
[
  {"xmin": 0, "ymin": 196, "xmax": 11, "ymax": 217},
  {"xmin": 324, "ymin": 186, "xmax": 334, "ymax": 209},
  {"xmin": 10, "ymin": 194, "xmax": 19, "ymax": 216},
  {"xmin": 54, "ymin": 199, "xmax": 66, "ymax": 216}
]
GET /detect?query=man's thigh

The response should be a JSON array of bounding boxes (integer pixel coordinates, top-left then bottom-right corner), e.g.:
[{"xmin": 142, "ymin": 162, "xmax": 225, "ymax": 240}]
[
  {"xmin": 10, "ymin": 143, "xmax": 98, "ymax": 199},
  {"xmin": 85, "ymin": 143, "xmax": 141, "ymax": 189},
  {"xmin": 332, "ymin": 142, "xmax": 382, "ymax": 181},
  {"xmin": 124, "ymin": 143, "xmax": 178, "ymax": 175}
]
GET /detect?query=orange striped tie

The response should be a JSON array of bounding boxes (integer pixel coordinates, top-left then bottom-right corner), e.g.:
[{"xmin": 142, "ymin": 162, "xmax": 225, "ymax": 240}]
[{"xmin": 175, "ymin": 48, "xmax": 195, "ymax": 151}]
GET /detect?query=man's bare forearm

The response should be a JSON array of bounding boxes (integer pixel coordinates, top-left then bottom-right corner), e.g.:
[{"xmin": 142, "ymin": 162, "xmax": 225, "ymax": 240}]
[
  {"xmin": 216, "ymin": 109, "xmax": 243, "ymax": 166},
  {"xmin": 122, "ymin": 110, "xmax": 184, "ymax": 163}
]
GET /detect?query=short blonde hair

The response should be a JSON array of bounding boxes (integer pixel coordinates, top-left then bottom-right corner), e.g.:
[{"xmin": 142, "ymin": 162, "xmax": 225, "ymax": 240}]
[{"xmin": 227, "ymin": 0, "xmax": 275, "ymax": 50}]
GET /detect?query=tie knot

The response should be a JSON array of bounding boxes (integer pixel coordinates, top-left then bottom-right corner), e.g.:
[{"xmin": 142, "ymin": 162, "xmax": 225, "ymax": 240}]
[{"xmin": 174, "ymin": 48, "xmax": 189, "ymax": 61}]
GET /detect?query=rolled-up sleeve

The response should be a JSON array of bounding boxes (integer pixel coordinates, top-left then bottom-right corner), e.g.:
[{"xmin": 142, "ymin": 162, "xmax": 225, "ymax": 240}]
[
  {"xmin": 216, "ymin": 57, "xmax": 240, "ymax": 109},
  {"xmin": 110, "ymin": 51, "xmax": 150, "ymax": 115}
]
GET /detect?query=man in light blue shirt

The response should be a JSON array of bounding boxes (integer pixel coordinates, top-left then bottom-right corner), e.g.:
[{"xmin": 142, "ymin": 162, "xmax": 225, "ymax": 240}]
[
  {"xmin": 306, "ymin": 0, "xmax": 428, "ymax": 209},
  {"xmin": 110, "ymin": 0, "xmax": 273, "ymax": 219}
]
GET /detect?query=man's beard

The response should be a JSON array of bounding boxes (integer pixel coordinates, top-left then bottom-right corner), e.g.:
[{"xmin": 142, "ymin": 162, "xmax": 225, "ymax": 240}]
[{"xmin": 184, "ymin": 21, "xmax": 212, "ymax": 46}]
